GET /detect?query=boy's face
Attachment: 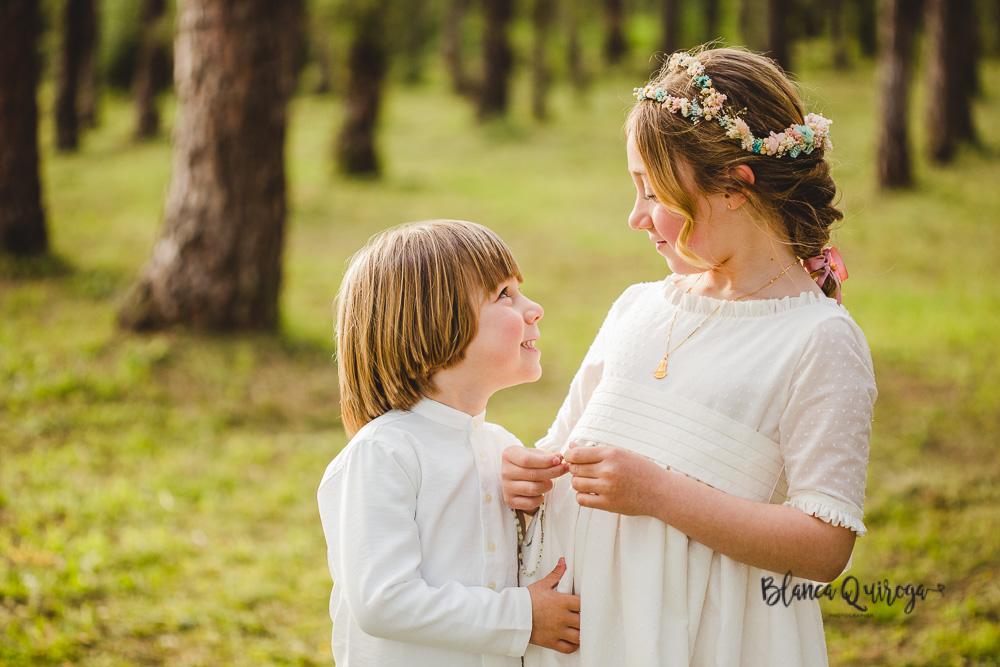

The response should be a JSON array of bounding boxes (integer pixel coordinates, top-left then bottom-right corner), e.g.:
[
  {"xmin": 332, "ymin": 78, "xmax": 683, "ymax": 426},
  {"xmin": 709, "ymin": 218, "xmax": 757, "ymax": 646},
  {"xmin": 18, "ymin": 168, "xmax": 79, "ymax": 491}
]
[{"xmin": 460, "ymin": 278, "xmax": 544, "ymax": 394}]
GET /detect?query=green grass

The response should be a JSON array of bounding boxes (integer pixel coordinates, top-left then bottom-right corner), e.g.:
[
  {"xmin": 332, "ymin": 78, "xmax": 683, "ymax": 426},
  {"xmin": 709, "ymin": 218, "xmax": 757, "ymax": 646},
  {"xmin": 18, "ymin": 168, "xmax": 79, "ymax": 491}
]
[{"xmin": 3, "ymin": 45, "xmax": 1000, "ymax": 665}]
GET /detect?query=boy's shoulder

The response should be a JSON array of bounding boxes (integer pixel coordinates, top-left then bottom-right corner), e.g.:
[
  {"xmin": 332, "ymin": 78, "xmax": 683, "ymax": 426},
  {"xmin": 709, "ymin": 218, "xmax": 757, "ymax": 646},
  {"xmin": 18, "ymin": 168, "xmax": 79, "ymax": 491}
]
[
  {"xmin": 334, "ymin": 411, "xmax": 422, "ymax": 459},
  {"xmin": 319, "ymin": 410, "xmax": 423, "ymax": 489}
]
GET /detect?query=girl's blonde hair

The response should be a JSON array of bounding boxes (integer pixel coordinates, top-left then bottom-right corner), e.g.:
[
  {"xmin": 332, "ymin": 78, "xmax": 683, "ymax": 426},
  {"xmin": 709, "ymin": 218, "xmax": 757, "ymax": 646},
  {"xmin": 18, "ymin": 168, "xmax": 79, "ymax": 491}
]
[
  {"xmin": 335, "ymin": 220, "xmax": 522, "ymax": 436},
  {"xmin": 627, "ymin": 47, "xmax": 844, "ymax": 297}
]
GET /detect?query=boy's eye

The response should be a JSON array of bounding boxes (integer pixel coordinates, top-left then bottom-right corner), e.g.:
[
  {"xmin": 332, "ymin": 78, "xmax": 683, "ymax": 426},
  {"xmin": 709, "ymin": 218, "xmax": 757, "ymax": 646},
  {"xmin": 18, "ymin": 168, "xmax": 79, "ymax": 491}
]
[{"xmin": 498, "ymin": 286, "xmax": 509, "ymax": 299}]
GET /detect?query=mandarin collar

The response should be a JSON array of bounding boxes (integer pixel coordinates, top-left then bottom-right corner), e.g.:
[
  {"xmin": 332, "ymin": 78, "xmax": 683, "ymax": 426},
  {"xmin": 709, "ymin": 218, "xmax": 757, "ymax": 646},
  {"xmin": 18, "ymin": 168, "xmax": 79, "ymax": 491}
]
[{"xmin": 410, "ymin": 398, "xmax": 486, "ymax": 432}]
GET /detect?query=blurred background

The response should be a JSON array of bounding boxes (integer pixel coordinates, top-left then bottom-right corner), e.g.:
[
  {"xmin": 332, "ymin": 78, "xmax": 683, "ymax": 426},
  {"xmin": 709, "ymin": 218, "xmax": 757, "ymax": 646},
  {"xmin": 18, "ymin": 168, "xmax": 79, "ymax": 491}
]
[{"xmin": 1, "ymin": 0, "xmax": 999, "ymax": 664}]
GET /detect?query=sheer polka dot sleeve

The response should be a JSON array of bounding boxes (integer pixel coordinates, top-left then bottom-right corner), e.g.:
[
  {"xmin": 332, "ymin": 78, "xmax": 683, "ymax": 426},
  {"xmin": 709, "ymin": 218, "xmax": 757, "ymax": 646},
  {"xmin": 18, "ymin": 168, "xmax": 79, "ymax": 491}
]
[{"xmin": 778, "ymin": 314, "xmax": 877, "ymax": 536}]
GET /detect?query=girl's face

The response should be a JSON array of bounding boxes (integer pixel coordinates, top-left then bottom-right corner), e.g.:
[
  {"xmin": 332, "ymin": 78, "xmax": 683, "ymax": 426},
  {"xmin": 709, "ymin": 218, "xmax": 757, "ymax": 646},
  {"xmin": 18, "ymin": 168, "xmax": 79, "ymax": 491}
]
[
  {"xmin": 460, "ymin": 278, "xmax": 544, "ymax": 393},
  {"xmin": 626, "ymin": 136, "xmax": 733, "ymax": 273}
]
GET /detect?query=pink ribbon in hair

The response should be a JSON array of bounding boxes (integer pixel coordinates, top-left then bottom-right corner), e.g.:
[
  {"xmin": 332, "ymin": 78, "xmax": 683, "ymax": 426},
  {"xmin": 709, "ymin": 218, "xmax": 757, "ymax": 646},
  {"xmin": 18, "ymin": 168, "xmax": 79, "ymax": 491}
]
[{"xmin": 802, "ymin": 247, "xmax": 849, "ymax": 304}]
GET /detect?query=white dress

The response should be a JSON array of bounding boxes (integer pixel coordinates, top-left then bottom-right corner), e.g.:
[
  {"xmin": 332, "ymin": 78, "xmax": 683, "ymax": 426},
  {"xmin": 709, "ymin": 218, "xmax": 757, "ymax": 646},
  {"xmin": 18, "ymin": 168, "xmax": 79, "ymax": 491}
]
[{"xmin": 521, "ymin": 275, "xmax": 877, "ymax": 667}]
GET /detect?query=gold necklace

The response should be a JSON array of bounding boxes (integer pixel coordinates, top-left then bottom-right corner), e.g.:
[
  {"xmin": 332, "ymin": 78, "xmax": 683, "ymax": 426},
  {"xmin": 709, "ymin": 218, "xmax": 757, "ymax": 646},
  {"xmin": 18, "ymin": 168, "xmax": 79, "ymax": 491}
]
[{"xmin": 653, "ymin": 259, "xmax": 800, "ymax": 379}]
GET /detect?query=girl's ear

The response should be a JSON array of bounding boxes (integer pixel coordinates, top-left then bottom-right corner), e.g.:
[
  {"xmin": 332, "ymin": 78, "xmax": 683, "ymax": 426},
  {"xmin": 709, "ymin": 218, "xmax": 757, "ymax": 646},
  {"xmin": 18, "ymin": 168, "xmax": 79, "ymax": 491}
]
[{"xmin": 724, "ymin": 165, "xmax": 755, "ymax": 209}]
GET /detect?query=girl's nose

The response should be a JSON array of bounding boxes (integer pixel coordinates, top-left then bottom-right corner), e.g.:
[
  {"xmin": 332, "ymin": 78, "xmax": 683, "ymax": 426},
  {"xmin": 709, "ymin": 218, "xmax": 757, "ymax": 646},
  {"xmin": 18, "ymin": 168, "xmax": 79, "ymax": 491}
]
[{"xmin": 628, "ymin": 199, "xmax": 650, "ymax": 230}]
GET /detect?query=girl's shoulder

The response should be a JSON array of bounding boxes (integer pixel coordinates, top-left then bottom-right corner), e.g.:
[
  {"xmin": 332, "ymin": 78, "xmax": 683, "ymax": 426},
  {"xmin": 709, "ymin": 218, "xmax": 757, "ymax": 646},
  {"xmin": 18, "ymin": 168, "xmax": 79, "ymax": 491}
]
[{"xmin": 607, "ymin": 277, "xmax": 673, "ymax": 312}]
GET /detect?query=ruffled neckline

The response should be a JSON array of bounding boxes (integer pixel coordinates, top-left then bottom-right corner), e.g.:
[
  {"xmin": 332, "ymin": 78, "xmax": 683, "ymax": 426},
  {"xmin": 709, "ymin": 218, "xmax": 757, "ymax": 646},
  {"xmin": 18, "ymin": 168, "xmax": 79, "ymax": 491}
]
[{"xmin": 661, "ymin": 273, "xmax": 842, "ymax": 318}]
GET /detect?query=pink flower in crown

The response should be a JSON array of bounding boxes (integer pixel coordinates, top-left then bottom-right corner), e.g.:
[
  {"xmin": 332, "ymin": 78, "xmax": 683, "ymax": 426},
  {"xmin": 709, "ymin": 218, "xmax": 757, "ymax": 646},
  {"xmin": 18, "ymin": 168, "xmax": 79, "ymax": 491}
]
[
  {"xmin": 766, "ymin": 132, "xmax": 784, "ymax": 155},
  {"xmin": 703, "ymin": 91, "xmax": 726, "ymax": 116},
  {"xmin": 734, "ymin": 117, "xmax": 751, "ymax": 140},
  {"xmin": 668, "ymin": 53, "xmax": 684, "ymax": 71}
]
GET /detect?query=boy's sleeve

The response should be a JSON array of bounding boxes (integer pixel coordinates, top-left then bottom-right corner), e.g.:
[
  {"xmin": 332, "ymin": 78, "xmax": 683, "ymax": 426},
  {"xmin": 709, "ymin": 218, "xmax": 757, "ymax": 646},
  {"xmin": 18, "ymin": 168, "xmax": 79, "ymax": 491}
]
[{"xmin": 317, "ymin": 435, "xmax": 533, "ymax": 657}]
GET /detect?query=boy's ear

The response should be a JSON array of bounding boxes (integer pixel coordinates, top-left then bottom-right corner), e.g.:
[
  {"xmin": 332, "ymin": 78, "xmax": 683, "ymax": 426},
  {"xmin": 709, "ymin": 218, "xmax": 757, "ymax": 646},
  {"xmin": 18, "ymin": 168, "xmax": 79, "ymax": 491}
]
[{"xmin": 725, "ymin": 165, "xmax": 755, "ymax": 209}]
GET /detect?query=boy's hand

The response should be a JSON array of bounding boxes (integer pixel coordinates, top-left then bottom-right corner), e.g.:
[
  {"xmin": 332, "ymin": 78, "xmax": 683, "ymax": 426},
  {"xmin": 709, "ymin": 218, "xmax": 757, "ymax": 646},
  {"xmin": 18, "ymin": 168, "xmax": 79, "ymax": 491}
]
[
  {"xmin": 502, "ymin": 446, "xmax": 569, "ymax": 511},
  {"xmin": 527, "ymin": 558, "xmax": 581, "ymax": 654}
]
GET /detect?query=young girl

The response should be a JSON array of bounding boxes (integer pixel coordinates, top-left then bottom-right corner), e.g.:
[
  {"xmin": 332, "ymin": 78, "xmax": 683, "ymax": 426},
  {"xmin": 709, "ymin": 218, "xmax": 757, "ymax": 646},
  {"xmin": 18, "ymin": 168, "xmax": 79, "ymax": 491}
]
[
  {"xmin": 503, "ymin": 48, "xmax": 877, "ymax": 665},
  {"xmin": 318, "ymin": 220, "xmax": 581, "ymax": 665}
]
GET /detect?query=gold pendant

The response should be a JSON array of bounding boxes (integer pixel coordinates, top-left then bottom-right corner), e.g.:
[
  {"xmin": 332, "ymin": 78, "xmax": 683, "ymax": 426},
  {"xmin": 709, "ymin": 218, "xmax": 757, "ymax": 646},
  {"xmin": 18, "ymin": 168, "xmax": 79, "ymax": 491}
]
[{"xmin": 653, "ymin": 357, "xmax": 668, "ymax": 379}]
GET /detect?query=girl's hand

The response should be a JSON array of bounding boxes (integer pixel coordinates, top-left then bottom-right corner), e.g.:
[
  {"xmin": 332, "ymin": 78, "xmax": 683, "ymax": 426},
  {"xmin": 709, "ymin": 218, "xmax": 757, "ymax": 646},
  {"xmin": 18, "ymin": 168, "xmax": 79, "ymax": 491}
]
[
  {"xmin": 501, "ymin": 446, "xmax": 569, "ymax": 511},
  {"xmin": 563, "ymin": 443, "xmax": 669, "ymax": 518}
]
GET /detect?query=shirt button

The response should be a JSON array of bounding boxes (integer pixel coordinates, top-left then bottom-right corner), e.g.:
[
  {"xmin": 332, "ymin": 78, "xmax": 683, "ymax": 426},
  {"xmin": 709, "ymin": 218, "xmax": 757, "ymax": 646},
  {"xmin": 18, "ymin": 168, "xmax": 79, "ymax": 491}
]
[
  {"xmin": 488, "ymin": 541, "xmax": 496, "ymax": 552},
  {"xmin": 485, "ymin": 493, "xmax": 493, "ymax": 503},
  {"xmin": 488, "ymin": 582, "xmax": 496, "ymax": 590},
  {"xmin": 478, "ymin": 448, "xmax": 485, "ymax": 458}
]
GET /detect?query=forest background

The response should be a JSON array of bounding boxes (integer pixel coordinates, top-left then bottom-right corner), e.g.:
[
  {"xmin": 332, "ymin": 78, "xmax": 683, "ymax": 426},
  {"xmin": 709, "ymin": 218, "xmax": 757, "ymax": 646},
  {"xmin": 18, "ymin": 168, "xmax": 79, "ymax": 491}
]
[{"xmin": 2, "ymin": 0, "xmax": 999, "ymax": 664}]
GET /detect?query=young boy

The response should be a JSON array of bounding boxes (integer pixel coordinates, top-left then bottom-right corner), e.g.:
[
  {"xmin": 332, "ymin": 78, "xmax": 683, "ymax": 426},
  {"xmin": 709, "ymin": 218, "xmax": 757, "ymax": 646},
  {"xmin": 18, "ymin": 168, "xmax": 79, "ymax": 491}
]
[{"xmin": 318, "ymin": 220, "xmax": 580, "ymax": 665}]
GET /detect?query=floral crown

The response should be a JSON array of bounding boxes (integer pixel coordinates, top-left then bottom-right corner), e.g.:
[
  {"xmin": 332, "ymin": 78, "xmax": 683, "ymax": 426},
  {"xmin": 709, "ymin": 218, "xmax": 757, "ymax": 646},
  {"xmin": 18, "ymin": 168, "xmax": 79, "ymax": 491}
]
[{"xmin": 633, "ymin": 51, "xmax": 833, "ymax": 158}]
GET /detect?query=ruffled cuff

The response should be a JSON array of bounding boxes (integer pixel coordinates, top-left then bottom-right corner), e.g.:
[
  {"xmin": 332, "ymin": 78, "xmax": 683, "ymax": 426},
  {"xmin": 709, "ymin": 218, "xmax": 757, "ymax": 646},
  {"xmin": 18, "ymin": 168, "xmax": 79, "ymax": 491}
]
[{"xmin": 784, "ymin": 490, "xmax": 867, "ymax": 537}]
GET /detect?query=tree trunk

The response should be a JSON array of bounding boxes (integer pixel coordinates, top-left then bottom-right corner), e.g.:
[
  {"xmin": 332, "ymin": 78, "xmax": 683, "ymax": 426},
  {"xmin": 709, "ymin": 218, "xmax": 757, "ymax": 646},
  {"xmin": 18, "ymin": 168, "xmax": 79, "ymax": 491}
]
[
  {"xmin": 77, "ymin": 0, "xmax": 99, "ymax": 128},
  {"xmin": 993, "ymin": 0, "xmax": 1000, "ymax": 55},
  {"xmin": 767, "ymin": 0, "xmax": 792, "ymax": 72},
  {"xmin": 55, "ymin": 0, "xmax": 93, "ymax": 151},
  {"xmin": 479, "ymin": 0, "xmax": 514, "ymax": 119},
  {"xmin": 660, "ymin": 0, "xmax": 681, "ymax": 56},
  {"xmin": 704, "ymin": 0, "xmax": 721, "ymax": 41},
  {"xmin": 954, "ymin": 0, "xmax": 979, "ymax": 100},
  {"xmin": 798, "ymin": 0, "xmax": 826, "ymax": 37},
  {"xmin": 336, "ymin": 4, "xmax": 387, "ymax": 175},
  {"xmin": 312, "ymin": 23, "xmax": 334, "ymax": 95},
  {"xmin": 925, "ymin": 0, "xmax": 976, "ymax": 162},
  {"xmin": 877, "ymin": 0, "xmax": 920, "ymax": 189},
  {"xmin": 133, "ymin": 0, "xmax": 171, "ymax": 139},
  {"xmin": 443, "ymin": 0, "xmax": 471, "ymax": 95},
  {"xmin": 566, "ymin": 0, "xmax": 588, "ymax": 89},
  {"xmin": 830, "ymin": 0, "xmax": 849, "ymax": 68},
  {"xmin": 402, "ymin": 0, "xmax": 429, "ymax": 85},
  {"xmin": 0, "ymin": 0, "xmax": 48, "ymax": 256},
  {"xmin": 603, "ymin": 0, "xmax": 627, "ymax": 66},
  {"xmin": 740, "ymin": 0, "xmax": 768, "ymax": 52},
  {"xmin": 118, "ymin": 0, "xmax": 303, "ymax": 331},
  {"xmin": 855, "ymin": 0, "xmax": 878, "ymax": 57},
  {"xmin": 532, "ymin": 0, "xmax": 554, "ymax": 121}
]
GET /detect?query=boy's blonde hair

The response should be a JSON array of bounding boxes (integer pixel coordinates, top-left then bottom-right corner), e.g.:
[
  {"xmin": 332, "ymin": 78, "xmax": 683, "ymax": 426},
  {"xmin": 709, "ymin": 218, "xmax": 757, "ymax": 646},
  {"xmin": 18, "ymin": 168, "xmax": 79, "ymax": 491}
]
[{"xmin": 335, "ymin": 220, "xmax": 523, "ymax": 436}]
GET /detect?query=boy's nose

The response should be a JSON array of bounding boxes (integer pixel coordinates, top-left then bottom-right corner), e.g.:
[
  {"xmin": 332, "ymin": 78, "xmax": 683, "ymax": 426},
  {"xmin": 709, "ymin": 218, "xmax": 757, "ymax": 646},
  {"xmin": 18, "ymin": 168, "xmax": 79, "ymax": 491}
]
[{"xmin": 524, "ymin": 298, "xmax": 543, "ymax": 324}]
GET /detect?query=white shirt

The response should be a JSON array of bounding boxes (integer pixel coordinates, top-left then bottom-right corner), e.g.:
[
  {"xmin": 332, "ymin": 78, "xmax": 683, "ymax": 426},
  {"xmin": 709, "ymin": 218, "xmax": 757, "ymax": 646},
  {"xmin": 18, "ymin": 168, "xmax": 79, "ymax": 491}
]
[{"xmin": 317, "ymin": 399, "xmax": 533, "ymax": 666}]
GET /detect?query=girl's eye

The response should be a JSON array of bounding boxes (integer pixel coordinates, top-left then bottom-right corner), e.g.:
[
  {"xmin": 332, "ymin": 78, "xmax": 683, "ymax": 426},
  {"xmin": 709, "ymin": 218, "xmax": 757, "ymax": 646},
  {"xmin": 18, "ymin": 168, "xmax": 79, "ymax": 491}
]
[{"xmin": 644, "ymin": 193, "xmax": 657, "ymax": 202}]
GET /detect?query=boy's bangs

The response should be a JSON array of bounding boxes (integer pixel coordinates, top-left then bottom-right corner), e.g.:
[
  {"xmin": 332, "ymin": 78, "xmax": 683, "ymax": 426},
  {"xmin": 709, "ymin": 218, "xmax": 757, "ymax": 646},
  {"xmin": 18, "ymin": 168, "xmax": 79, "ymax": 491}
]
[{"xmin": 455, "ymin": 226, "xmax": 524, "ymax": 299}]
